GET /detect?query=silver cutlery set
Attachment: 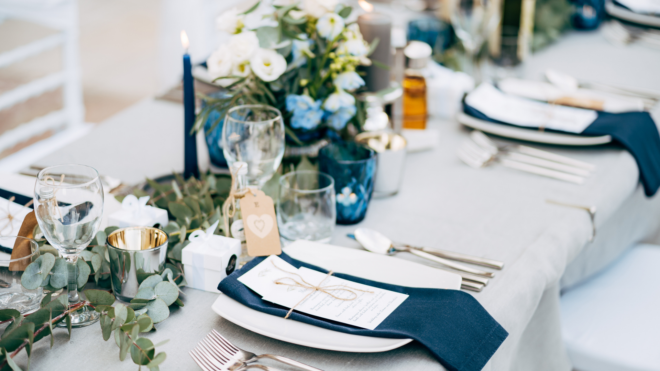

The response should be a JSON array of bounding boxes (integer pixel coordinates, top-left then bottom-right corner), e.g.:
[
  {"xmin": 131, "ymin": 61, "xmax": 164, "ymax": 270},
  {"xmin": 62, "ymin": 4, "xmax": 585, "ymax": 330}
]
[
  {"xmin": 458, "ymin": 131, "xmax": 596, "ymax": 184},
  {"xmin": 191, "ymin": 330, "xmax": 323, "ymax": 371},
  {"xmin": 352, "ymin": 228, "xmax": 504, "ymax": 292}
]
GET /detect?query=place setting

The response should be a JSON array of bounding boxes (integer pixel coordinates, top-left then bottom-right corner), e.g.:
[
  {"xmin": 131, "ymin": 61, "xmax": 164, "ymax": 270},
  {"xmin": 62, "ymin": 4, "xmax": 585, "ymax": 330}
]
[{"xmin": 1, "ymin": 0, "xmax": 660, "ymax": 370}]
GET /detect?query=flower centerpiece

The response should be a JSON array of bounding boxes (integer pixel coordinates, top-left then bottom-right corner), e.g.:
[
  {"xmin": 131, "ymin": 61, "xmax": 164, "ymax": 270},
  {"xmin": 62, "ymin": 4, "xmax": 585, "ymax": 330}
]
[{"xmin": 196, "ymin": 0, "xmax": 375, "ymax": 150}]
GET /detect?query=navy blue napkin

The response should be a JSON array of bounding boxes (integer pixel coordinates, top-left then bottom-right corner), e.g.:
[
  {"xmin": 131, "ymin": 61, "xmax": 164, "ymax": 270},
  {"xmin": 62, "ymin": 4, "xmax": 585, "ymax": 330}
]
[
  {"xmin": 218, "ymin": 253, "xmax": 508, "ymax": 371},
  {"xmin": 463, "ymin": 103, "xmax": 660, "ymax": 197},
  {"xmin": 0, "ymin": 188, "xmax": 33, "ymax": 209}
]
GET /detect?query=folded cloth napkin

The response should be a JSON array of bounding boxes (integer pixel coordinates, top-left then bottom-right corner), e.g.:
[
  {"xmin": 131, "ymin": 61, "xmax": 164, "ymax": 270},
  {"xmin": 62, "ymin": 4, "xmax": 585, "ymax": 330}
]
[
  {"xmin": 0, "ymin": 188, "xmax": 33, "ymax": 209},
  {"xmin": 218, "ymin": 253, "xmax": 508, "ymax": 371},
  {"xmin": 463, "ymin": 103, "xmax": 660, "ymax": 197}
]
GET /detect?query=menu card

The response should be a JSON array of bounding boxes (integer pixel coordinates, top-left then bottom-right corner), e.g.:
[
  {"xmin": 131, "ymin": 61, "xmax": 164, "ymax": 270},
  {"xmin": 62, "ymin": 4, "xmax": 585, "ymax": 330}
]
[{"xmin": 238, "ymin": 256, "xmax": 408, "ymax": 330}]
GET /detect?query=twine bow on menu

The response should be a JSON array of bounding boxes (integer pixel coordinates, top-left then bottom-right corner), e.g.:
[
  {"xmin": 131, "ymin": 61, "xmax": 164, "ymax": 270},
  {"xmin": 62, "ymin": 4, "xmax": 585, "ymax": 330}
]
[{"xmin": 271, "ymin": 260, "xmax": 373, "ymax": 320}]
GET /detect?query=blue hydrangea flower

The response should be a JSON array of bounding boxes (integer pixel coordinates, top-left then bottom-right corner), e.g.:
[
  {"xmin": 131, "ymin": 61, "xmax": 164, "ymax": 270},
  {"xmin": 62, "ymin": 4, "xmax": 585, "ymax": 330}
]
[
  {"xmin": 333, "ymin": 71, "xmax": 365, "ymax": 91},
  {"xmin": 286, "ymin": 94, "xmax": 324, "ymax": 130},
  {"xmin": 323, "ymin": 90, "xmax": 355, "ymax": 113},
  {"xmin": 326, "ymin": 105, "xmax": 356, "ymax": 130}
]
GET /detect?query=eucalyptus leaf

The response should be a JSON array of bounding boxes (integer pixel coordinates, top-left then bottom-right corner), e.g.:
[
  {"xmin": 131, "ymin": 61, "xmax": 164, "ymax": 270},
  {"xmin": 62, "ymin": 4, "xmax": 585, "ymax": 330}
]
[
  {"xmin": 171, "ymin": 180, "xmax": 183, "ymax": 200},
  {"xmin": 145, "ymin": 299, "xmax": 169, "ymax": 324},
  {"xmin": 101, "ymin": 315, "xmax": 113, "ymax": 341},
  {"xmin": 66, "ymin": 314, "xmax": 71, "ymax": 338},
  {"xmin": 160, "ymin": 269, "xmax": 173, "ymax": 282},
  {"xmin": 105, "ymin": 226, "xmax": 120, "ymax": 236},
  {"xmin": 114, "ymin": 304, "xmax": 128, "ymax": 328},
  {"xmin": 0, "ymin": 322, "xmax": 35, "ymax": 351},
  {"xmin": 154, "ymin": 282, "xmax": 178, "ymax": 306},
  {"xmin": 21, "ymin": 254, "xmax": 55, "ymax": 290},
  {"xmin": 257, "ymin": 26, "xmax": 281, "ymax": 49},
  {"xmin": 130, "ymin": 337, "xmax": 155, "ymax": 366},
  {"xmin": 48, "ymin": 258, "xmax": 68, "ymax": 289},
  {"xmin": 168, "ymin": 202, "xmax": 193, "ymax": 223},
  {"xmin": 79, "ymin": 250, "xmax": 94, "ymax": 261},
  {"xmin": 1, "ymin": 347, "xmax": 22, "ymax": 371},
  {"xmin": 147, "ymin": 352, "xmax": 167, "ymax": 368},
  {"xmin": 84, "ymin": 289, "xmax": 116, "ymax": 306},
  {"xmin": 119, "ymin": 330, "xmax": 130, "ymax": 361},
  {"xmin": 136, "ymin": 315, "xmax": 153, "ymax": 333},
  {"xmin": 162, "ymin": 222, "xmax": 180, "ymax": 235},
  {"xmin": 95, "ymin": 231, "xmax": 107, "ymax": 246},
  {"xmin": 135, "ymin": 287, "xmax": 156, "ymax": 300},
  {"xmin": 0, "ymin": 309, "xmax": 20, "ymax": 322},
  {"xmin": 91, "ymin": 254, "xmax": 102, "ymax": 273},
  {"xmin": 338, "ymin": 5, "xmax": 352, "ymax": 18},
  {"xmin": 153, "ymin": 339, "xmax": 170, "ymax": 348},
  {"xmin": 76, "ymin": 259, "xmax": 91, "ymax": 289}
]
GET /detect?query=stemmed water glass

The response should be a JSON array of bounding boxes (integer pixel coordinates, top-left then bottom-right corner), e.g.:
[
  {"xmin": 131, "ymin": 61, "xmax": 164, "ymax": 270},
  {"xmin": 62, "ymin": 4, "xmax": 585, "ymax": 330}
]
[
  {"xmin": 450, "ymin": 0, "xmax": 500, "ymax": 83},
  {"xmin": 34, "ymin": 164, "xmax": 104, "ymax": 327},
  {"xmin": 222, "ymin": 105, "xmax": 285, "ymax": 188}
]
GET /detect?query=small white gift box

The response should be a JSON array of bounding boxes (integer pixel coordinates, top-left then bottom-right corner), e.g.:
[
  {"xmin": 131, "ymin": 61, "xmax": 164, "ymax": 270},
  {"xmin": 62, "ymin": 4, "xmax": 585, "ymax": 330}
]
[
  {"xmin": 182, "ymin": 222, "xmax": 241, "ymax": 292},
  {"xmin": 108, "ymin": 195, "xmax": 168, "ymax": 228}
]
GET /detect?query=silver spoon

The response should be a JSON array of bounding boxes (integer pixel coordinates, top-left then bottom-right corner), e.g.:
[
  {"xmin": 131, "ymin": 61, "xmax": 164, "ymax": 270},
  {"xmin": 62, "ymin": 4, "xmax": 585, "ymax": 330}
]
[{"xmin": 353, "ymin": 228, "xmax": 495, "ymax": 283}]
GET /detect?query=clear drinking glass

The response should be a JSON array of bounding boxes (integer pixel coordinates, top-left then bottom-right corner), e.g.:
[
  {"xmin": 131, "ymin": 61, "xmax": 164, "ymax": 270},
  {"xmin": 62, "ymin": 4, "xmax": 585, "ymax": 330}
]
[
  {"xmin": 222, "ymin": 105, "xmax": 285, "ymax": 188},
  {"xmin": 450, "ymin": 0, "xmax": 500, "ymax": 83},
  {"xmin": 34, "ymin": 164, "xmax": 104, "ymax": 327},
  {"xmin": 277, "ymin": 171, "xmax": 336, "ymax": 244},
  {"xmin": 0, "ymin": 236, "xmax": 42, "ymax": 314}
]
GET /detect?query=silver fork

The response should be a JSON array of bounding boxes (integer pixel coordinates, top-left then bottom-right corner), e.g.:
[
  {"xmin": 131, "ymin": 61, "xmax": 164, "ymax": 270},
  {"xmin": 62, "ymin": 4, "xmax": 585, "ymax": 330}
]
[
  {"xmin": 209, "ymin": 330, "xmax": 323, "ymax": 371},
  {"xmin": 191, "ymin": 339, "xmax": 283, "ymax": 371},
  {"xmin": 458, "ymin": 137, "xmax": 587, "ymax": 184}
]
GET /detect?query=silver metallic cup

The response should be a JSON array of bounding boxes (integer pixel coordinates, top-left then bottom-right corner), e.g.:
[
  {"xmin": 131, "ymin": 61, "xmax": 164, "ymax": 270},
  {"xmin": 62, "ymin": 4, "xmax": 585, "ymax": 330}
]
[
  {"xmin": 107, "ymin": 227, "xmax": 168, "ymax": 302},
  {"xmin": 356, "ymin": 132, "xmax": 408, "ymax": 197}
]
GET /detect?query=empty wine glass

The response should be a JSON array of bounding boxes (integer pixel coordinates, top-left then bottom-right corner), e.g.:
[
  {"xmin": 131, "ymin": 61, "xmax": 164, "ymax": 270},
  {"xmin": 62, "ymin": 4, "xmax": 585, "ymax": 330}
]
[
  {"xmin": 222, "ymin": 105, "xmax": 285, "ymax": 188},
  {"xmin": 450, "ymin": 0, "xmax": 500, "ymax": 83},
  {"xmin": 34, "ymin": 164, "xmax": 104, "ymax": 327}
]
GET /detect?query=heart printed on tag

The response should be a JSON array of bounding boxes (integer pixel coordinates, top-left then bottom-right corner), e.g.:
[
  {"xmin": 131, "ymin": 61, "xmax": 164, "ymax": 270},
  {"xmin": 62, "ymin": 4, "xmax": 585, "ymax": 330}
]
[{"xmin": 246, "ymin": 214, "xmax": 274, "ymax": 239}]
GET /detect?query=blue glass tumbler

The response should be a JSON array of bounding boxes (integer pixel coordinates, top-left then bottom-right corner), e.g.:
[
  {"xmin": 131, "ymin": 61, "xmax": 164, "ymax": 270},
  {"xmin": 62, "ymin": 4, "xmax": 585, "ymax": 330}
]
[{"xmin": 319, "ymin": 142, "xmax": 377, "ymax": 225}]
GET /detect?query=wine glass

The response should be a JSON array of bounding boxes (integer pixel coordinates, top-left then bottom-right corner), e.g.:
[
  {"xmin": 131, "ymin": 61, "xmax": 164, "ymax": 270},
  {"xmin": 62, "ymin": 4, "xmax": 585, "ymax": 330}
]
[
  {"xmin": 222, "ymin": 105, "xmax": 285, "ymax": 188},
  {"xmin": 34, "ymin": 164, "xmax": 104, "ymax": 327},
  {"xmin": 450, "ymin": 0, "xmax": 500, "ymax": 83}
]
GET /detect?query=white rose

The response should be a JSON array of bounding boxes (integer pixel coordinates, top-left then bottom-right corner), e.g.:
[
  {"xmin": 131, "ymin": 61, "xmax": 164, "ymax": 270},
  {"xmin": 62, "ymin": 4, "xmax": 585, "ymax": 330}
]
[
  {"xmin": 206, "ymin": 45, "xmax": 233, "ymax": 80},
  {"xmin": 216, "ymin": 8, "xmax": 244, "ymax": 34},
  {"xmin": 250, "ymin": 49, "xmax": 287, "ymax": 82},
  {"xmin": 303, "ymin": 0, "xmax": 337, "ymax": 18},
  {"xmin": 228, "ymin": 31, "xmax": 259, "ymax": 63}
]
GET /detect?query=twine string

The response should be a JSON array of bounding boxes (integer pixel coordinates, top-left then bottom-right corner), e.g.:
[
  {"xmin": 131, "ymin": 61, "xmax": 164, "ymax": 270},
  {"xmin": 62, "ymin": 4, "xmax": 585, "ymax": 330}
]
[
  {"xmin": 270, "ymin": 260, "xmax": 373, "ymax": 320},
  {"xmin": 222, "ymin": 163, "xmax": 247, "ymax": 237}
]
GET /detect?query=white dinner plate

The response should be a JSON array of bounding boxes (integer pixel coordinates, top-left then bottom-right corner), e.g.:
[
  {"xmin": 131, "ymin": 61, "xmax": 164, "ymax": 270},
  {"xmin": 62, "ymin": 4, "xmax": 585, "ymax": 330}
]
[
  {"xmin": 605, "ymin": 0, "xmax": 660, "ymax": 28},
  {"xmin": 211, "ymin": 240, "xmax": 462, "ymax": 353},
  {"xmin": 457, "ymin": 113, "xmax": 612, "ymax": 146}
]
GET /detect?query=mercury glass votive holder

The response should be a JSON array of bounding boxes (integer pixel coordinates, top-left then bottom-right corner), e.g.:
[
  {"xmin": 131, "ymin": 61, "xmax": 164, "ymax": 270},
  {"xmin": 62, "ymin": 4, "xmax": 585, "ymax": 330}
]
[
  {"xmin": 0, "ymin": 236, "xmax": 42, "ymax": 314},
  {"xmin": 319, "ymin": 142, "xmax": 378, "ymax": 225},
  {"xmin": 107, "ymin": 227, "xmax": 168, "ymax": 302}
]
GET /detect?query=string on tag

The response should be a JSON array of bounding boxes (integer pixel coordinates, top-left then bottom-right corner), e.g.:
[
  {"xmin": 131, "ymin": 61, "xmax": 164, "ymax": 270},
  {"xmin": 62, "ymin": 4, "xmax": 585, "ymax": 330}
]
[
  {"xmin": 0, "ymin": 197, "xmax": 33, "ymax": 236},
  {"xmin": 270, "ymin": 260, "xmax": 373, "ymax": 320},
  {"xmin": 222, "ymin": 163, "xmax": 247, "ymax": 237}
]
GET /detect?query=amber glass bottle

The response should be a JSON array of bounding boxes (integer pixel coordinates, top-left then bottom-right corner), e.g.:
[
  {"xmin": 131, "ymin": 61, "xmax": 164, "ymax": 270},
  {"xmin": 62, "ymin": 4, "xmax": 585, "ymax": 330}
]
[
  {"xmin": 402, "ymin": 41, "xmax": 431, "ymax": 130},
  {"xmin": 402, "ymin": 69, "xmax": 427, "ymax": 129}
]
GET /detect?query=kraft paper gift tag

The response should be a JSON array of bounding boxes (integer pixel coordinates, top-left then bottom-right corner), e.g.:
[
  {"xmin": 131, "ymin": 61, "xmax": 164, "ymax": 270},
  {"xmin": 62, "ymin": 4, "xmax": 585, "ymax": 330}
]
[
  {"xmin": 239, "ymin": 190, "xmax": 281, "ymax": 257},
  {"xmin": 10, "ymin": 211, "xmax": 38, "ymax": 271}
]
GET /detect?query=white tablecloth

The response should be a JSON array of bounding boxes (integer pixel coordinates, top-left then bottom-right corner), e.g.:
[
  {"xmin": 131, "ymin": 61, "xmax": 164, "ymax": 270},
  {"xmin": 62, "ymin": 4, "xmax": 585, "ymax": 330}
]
[{"xmin": 3, "ymin": 30, "xmax": 659, "ymax": 371}]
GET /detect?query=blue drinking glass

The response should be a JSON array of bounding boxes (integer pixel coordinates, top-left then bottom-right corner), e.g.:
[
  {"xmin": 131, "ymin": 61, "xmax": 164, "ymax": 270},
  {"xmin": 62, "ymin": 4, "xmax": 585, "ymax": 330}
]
[
  {"xmin": 202, "ymin": 91, "xmax": 230, "ymax": 168},
  {"xmin": 318, "ymin": 142, "xmax": 377, "ymax": 225},
  {"xmin": 407, "ymin": 18, "xmax": 452, "ymax": 55}
]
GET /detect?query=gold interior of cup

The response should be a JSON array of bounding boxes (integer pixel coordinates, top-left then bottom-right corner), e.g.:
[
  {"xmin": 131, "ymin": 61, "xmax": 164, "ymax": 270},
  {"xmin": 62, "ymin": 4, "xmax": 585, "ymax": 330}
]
[
  {"xmin": 107, "ymin": 227, "xmax": 168, "ymax": 251},
  {"xmin": 355, "ymin": 132, "xmax": 407, "ymax": 152}
]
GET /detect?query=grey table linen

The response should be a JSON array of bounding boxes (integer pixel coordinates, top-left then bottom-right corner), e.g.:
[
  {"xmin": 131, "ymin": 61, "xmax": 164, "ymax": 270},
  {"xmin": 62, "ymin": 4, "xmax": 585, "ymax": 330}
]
[{"xmin": 12, "ymin": 30, "xmax": 660, "ymax": 370}]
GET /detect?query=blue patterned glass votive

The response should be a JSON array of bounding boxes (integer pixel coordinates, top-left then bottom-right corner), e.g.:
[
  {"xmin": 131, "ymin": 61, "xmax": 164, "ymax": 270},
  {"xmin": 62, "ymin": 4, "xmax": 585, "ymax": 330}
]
[
  {"xmin": 202, "ymin": 91, "xmax": 230, "ymax": 168},
  {"xmin": 319, "ymin": 142, "xmax": 377, "ymax": 225}
]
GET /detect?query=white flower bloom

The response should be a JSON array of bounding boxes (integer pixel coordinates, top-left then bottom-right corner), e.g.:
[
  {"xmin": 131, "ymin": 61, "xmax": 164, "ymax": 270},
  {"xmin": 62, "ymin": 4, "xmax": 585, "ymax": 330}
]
[
  {"xmin": 303, "ymin": 0, "xmax": 337, "ymax": 18},
  {"xmin": 274, "ymin": 0, "xmax": 298, "ymax": 5},
  {"xmin": 216, "ymin": 8, "xmax": 244, "ymax": 34},
  {"xmin": 232, "ymin": 61, "xmax": 251, "ymax": 77},
  {"xmin": 250, "ymin": 49, "xmax": 287, "ymax": 82},
  {"xmin": 228, "ymin": 31, "xmax": 259, "ymax": 63},
  {"xmin": 289, "ymin": 10, "xmax": 306, "ymax": 19},
  {"xmin": 334, "ymin": 71, "xmax": 365, "ymax": 91},
  {"xmin": 317, "ymin": 13, "xmax": 344, "ymax": 40},
  {"xmin": 207, "ymin": 45, "xmax": 233, "ymax": 80},
  {"xmin": 323, "ymin": 89, "xmax": 355, "ymax": 112}
]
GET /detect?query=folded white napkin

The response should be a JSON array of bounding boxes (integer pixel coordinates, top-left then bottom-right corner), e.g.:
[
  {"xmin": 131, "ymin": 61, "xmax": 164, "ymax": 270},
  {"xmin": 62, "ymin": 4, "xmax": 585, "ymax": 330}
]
[{"xmin": 424, "ymin": 61, "xmax": 475, "ymax": 119}]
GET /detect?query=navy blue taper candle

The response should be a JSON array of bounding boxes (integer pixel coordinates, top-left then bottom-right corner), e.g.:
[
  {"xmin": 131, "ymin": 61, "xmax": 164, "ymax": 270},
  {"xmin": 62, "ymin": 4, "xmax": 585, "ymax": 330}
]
[{"xmin": 181, "ymin": 30, "xmax": 199, "ymax": 179}]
